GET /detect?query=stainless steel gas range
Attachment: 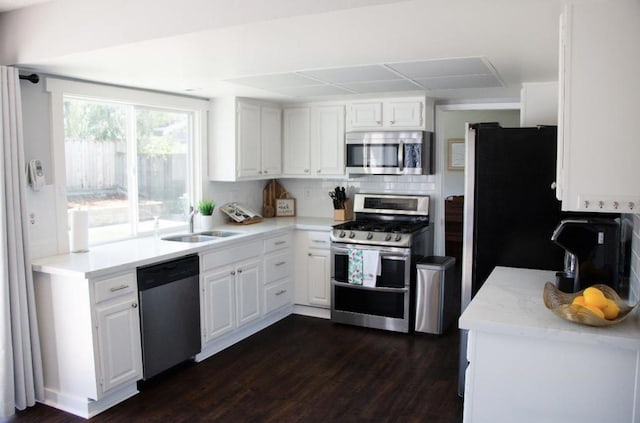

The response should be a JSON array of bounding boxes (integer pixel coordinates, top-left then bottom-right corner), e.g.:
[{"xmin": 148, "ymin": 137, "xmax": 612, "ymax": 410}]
[{"xmin": 329, "ymin": 193, "xmax": 433, "ymax": 333}]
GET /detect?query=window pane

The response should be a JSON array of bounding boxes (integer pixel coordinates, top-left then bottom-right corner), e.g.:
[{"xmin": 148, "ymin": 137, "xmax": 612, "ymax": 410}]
[
  {"xmin": 64, "ymin": 98, "xmax": 130, "ymax": 244},
  {"xmin": 136, "ymin": 108, "xmax": 191, "ymax": 233}
]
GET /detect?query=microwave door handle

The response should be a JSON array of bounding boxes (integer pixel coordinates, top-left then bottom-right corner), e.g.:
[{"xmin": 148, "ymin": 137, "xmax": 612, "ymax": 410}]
[{"xmin": 398, "ymin": 141, "xmax": 404, "ymax": 171}]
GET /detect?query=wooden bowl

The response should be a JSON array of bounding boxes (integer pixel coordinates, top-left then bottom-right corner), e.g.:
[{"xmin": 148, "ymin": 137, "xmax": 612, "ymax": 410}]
[{"xmin": 543, "ymin": 282, "xmax": 637, "ymax": 327}]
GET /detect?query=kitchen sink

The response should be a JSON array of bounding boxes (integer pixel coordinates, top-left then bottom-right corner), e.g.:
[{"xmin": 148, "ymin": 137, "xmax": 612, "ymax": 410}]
[
  {"xmin": 197, "ymin": 230, "xmax": 240, "ymax": 238},
  {"xmin": 162, "ymin": 234, "xmax": 218, "ymax": 243},
  {"xmin": 161, "ymin": 230, "xmax": 241, "ymax": 243}
]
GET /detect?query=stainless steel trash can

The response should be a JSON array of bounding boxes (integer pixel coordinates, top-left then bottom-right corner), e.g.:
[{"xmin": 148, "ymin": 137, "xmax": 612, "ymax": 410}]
[{"xmin": 415, "ymin": 256, "xmax": 456, "ymax": 334}]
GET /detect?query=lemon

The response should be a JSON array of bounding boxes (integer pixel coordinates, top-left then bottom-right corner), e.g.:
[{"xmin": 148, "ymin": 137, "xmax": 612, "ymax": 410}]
[
  {"xmin": 572, "ymin": 295, "xmax": 586, "ymax": 306},
  {"xmin": 583, "ymin": 304, "xmax": 605, "ymax": 319},
  {"xmin": 602, "ymin": 299, "xmax": 620, "ymax": 320},
  {"xmin": 583, "ymin": 287, "xmax": 608, "ymax": 309}
]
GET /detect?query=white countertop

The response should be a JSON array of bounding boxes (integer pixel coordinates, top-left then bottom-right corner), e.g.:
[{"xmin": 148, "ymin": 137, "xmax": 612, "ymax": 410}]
[
  {"xmin": 459, "ymin": 266, "xmax": 640, "ymax": 350},
  {"xmin": 32, "ymin": 216, "xmax": 335, "ymax": 280}
]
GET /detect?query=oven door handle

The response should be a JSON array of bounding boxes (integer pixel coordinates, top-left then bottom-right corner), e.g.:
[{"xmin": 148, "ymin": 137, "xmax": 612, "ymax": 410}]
[
  {"xmin": 379, "ymin": 255, "xmax": 408, "ymax": 262},
  {"xmin": 332, "ymin": 279, "xmax": 408, "ymax": 293}
]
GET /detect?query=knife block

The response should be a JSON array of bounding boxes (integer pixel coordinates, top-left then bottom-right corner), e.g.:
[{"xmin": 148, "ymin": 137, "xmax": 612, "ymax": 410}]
[{"xmin": 333, "ymin": 199, "xmax": 353, "ymax": 221}]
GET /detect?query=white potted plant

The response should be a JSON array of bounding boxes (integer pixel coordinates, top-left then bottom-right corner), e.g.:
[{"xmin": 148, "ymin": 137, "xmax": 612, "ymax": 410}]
[{"xmin": 197, "ymin": 199, "xmax": 215, "ymax": 230}]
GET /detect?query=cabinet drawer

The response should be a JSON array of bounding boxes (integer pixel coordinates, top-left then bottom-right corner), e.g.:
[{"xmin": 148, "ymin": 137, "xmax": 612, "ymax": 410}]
[
  {"xmin": 264, "ymin": 251, "xmax": 291, "ymax": 284},
  {"xmin": 201, "ymin": 241, "xmax": 262, "ymax": 272},
  {"xmin": 94, "ymin": 273, "xmax": 136, "ymax": 303},
  {"xmin": 307, "ymin": 231, "xmax": 330, "ymax": 249},
  {"xmin": 264, "ymin": 232, "xmax": 291, "ymax": 253},
  {"xmin": 264, "ymin": 279, "xmax": 292, "ymax": 314}
]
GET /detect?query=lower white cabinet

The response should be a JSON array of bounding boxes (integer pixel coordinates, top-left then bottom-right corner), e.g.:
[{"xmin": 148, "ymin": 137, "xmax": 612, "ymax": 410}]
[
  {"xmin": 263, "ymin": 231, "xmax": 293, "ymax": 315},
  {"xmin": 306, "ymin": 248, "xmax": 330, "ymax": 307},
  {"xmin": 33, "ymin": 270, "xmax": 142, "ymax": 418},
  {"xmin": 294, "ymin": 230, "xmax": 331, "ymax": 309},
  {"xmin": 200, "ymin": 241, "xmax": 263, "ymax": 344}
]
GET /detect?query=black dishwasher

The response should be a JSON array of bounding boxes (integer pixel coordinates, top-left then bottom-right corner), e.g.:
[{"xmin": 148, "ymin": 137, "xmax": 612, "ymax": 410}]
[{"xmin": 137, "ymin": 254, "xmax": 200, "ymax": 379}]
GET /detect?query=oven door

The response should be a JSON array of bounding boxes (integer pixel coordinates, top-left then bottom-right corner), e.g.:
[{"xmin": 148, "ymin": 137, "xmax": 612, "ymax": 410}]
[{"xmin": 330, "ymin": 243, "xmax": 411, "ymax": 332}]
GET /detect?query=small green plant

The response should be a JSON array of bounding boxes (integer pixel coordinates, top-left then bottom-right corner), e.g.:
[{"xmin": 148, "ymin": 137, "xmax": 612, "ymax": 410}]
[{"xmin": 197, "ymin": 199, "xmax": 215, "ymax": 216}]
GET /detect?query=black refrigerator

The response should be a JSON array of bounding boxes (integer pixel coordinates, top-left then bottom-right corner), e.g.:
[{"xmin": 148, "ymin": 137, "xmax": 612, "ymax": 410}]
[{"xmin": 458, "ymin": 123, "xmax": 565, "ymax": 395}]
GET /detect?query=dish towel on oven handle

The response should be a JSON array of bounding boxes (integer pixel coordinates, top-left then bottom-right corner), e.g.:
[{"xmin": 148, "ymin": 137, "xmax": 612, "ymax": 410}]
[
  {"xmin": 348, "ymin": 248, "xmax": 363, "ymax": 285},
  {"xmin": 362, "ymin": 249, "xmax": 381, "ymax": 287}
]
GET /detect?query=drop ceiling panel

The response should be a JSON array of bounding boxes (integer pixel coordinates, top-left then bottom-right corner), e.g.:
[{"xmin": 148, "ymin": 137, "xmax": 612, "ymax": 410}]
[
  {"xmin": 415, "ymin": 74, "xmax": 502, "ymax": 90},
  {"xmin": 269, "ymin": 84, "xmax": 355, "ymax": 97},
  {"xmin": 338, "ymin": 79, "xmax": 422, "ymax": 93},
  {"xmin": 299, "ymin": 65, "xmax": 399, "ymax": 83},
  {"xmin": 387, "ymin": 57, "xmax": 494, "ymax": 78}
]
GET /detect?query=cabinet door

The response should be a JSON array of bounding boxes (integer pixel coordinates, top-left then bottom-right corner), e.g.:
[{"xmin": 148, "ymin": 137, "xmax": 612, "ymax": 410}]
[
  {"xmin": 235, "ymin": 259, "xmax": 262, "ymax": 327},
  {"xmin": 384, "ymin": 99, "xmax": 423, "ymax": 128},
  {"xmin": 311, "ymin": 105, "xmax": 345, "ymax": 177},
  {"xmin": 95, "ymin": 297, "xmax": 142, "ymax": 394},
  {"xmin": 557, "ymin": 1, "xmax": 640, "ymax": 212},
  {"xmin": 282, "ymin": 107, "xmax": 311, "ymax": 176},
  {"xmin": 261, "ymin": 106, "xmax": 282, "ymax": 177},
  {"xmin": 237, "ymin": 101, "xmax": 262, "ymax": 178},
  {"xmin": 349, "ymin": 102, "xmax": 382, "ymax": 128},
  {"xmin": 307, "ymin": 248, "xmax": 330, "ymax": 308},
  {"xmin": 202, "ymin": 268, "xmax": 236, "ymax": 343}
]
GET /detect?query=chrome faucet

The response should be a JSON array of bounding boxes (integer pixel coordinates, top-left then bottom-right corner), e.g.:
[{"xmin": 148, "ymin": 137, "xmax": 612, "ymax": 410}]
[{"xmin": 188, "ymin": 206, "xmax": 198, "ymax": 233}]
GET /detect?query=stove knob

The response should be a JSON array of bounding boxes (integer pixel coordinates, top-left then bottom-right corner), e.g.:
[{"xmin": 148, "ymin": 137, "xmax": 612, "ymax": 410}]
[
  {"xmin": 349, "ymin": 232, "xmax": 356, "ymax": 239},
  {"xmin": 395, "ymin": 234, "xmax": 402, "ymax": 242},
  {"xmin": 339, "ymin": 230, "xmax": 346, "ymax": 238},
  {"xmin": 366, "ymin": 232, "xmax": 373, "ymax": 240},
  {"xmin": 385, "ymin": 233, "xmax": 392, "ymax": 241}
]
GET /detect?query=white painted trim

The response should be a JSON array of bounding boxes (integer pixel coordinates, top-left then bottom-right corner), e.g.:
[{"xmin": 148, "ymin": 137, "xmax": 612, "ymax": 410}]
[
  {"xmin": 434, "ymin": 101, "xmax": 520, "ymax": 257},
  {"xmin": 45, "ymin": 78, "xmax": 209, "ymax": 111}
]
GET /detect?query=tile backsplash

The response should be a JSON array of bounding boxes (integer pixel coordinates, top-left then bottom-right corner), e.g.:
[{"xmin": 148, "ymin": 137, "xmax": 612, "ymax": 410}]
[{"xmin": 206, "ymin": 175, "xmax": 438, "ymax": 224}]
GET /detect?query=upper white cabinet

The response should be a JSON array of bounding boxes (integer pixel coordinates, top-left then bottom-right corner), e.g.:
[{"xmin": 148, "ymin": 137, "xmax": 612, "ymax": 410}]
[
  {"xmin": 346, "ymin": 97, "xmax": 434, "ymax": 132},
  {"xmin": 556, "ymin": 0, "xmax": 640, "ymax": 213},
  {"xmin": 209, "ymin": 97, "xmax": 282, "ymax": 181},
  {"xmin": 283, "ymin": 105, "xmax": 345, "ymax": 177}
]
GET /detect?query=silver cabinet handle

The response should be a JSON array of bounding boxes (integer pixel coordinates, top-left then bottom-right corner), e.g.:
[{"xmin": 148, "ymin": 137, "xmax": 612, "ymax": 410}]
[
  {"xmin": 264, "ymin": 170, "xmax": 268, "ymax": 174},
  {"xmin": 317, "ymin": 169, "xmax": 321, "ymax": 173},
  {"xmin": 275, "ymin": 240, "xmax": 286, "ymax": 245},
  {"xmin": 311, "ymin": 240, "xmax": 326, "ymax": 244},
  {"xmin": 304, "ymin": 169, "xmax": 309, "ymax": 173},
  {"xmin": 376, "ymin": 120, "xmax": 381, "ymax": 124},
  {"xmin": 237, "ymin": 269, "xmax": 243, "ymax": 274},
  {"xmin": 629, "ymin": 202, "xmax": 635, "ymax": 210},
  {"xmin": 389, "ymin": 120, "xmax": 395, "ymax": 124},
  {"xmin": 230, "ymin": 270, "xmax": 236, "ymax": 275},
  {"xmin": 131, "ymin": 303, "xmax": 138, "ymax": 308},
  {"xmin": 110, "ymin": 284, "xmax": 129, "ymax": 292},
  {"xmin": 275, "ymin": 290, "xmax": 287, "ymax": 296},
  {"xmin": 308, "ymin": 253, "xmax": 312, "ymax": 256},
  {"xmin": 275, "ymin": 261, "xmax": 286, "ymax": 266}
]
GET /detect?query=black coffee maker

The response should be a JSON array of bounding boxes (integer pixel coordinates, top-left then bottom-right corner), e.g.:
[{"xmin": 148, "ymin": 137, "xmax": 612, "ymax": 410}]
[{"xmin": 551, "ymin": 218, "xmax": 620, "ymax": 293}]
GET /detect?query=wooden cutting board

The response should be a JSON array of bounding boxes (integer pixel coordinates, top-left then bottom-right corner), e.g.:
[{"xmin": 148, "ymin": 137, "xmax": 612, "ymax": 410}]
[{"xmin": 262, "ymin": 180, "xmax": 287, "ymax": 217}]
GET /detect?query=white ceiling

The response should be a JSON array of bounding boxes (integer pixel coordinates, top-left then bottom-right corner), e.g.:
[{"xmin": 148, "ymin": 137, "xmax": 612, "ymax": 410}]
[
  {"xmin": 0, "ymin": 0, "xmax": 50, "ymax": 12},
  {"xmin": 0, "ymin": 0, "xmax": 564, "ymax": 102}
]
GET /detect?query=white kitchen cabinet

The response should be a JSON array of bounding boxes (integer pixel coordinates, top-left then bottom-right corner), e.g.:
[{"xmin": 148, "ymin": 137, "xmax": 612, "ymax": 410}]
[
  {"xmin": 201, "ymin": 267, "xmax": 235, "ymax": 341},
  {"xmin": 307, "ymin": 248, "xmax": 331, "ymax": 307},
  {"xmin": 556, "ymin": 0, "xmax": 640, "ymax": 212},
  {"xmin": 282, "ymin": 107, "xmax": 311, "ymax": 175},
  {"xmin": 294, "ymin": 230, "xmax": 331, "ymax": 309},
  {"xmin": 234, "ymin": 258, "xmax": 262, "ymax": 327},
  {"xmin": 33, "ymin": 271, "xmax": 142, "ymax": 418},
  {"xmin": 200, "ymin": 240, "xmax": 263, "ymax": 344},
  {"xmin": 263, "ymin": 231, "xmax": 293, "ymax": 315},
  {"xmin": 209, "ymin": 97, "xmax": 282, "ymax": 181},
  {"xmin": 346, "ymin": 97, "xmax": 434, "ymax": 131},
  {"xmin": 282, "ymin": 105, "xmax": 345, "ymax": 177}
]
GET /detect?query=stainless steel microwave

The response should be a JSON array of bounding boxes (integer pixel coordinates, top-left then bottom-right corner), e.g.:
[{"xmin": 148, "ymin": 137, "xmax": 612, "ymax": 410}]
[{"xmin": 345, "ymin": 131, "xmax": 433, "ymax": 175}]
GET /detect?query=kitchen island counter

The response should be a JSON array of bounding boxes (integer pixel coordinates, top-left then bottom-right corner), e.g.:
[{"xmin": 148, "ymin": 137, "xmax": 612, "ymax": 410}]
[{"xmin": 459, "ymin": 266, "xmax": 640, "ymax": 423}]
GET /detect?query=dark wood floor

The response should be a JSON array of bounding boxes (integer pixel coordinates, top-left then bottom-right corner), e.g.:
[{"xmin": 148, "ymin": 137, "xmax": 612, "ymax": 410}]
[{"xmin": 14, "ymin": 315, "xmax": 463, "ymax": 422}]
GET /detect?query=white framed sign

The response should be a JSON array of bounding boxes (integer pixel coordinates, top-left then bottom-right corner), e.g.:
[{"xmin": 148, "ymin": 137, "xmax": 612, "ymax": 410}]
[{"xmin": 276, "ymin": 198, "xmax": 296, "ymax": 217}]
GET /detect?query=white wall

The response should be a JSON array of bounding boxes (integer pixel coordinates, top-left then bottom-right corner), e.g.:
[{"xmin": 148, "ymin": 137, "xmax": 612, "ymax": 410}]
[
  {"xmin": 520, "ymin": 82, "xmax": 558, "ymax": 127},
  {"xmin": 440, "ymin": 109, "xmax": 520, "ymax": 198}
]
